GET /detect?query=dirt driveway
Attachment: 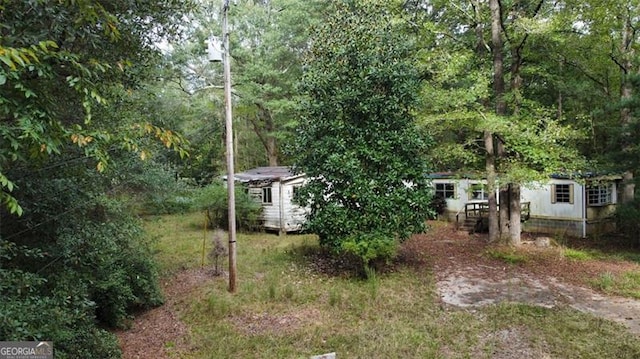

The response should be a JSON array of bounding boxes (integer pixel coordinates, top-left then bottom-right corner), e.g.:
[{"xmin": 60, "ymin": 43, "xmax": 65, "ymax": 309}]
[{"xmin": 406, "ymin": 222, "xmax": 640, "ymax": 335}]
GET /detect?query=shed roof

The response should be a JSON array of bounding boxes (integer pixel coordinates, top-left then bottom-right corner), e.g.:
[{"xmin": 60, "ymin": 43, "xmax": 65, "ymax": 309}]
[{"xmin": 226, "ymin": 166, "xmax": 303, "ymax": 183}]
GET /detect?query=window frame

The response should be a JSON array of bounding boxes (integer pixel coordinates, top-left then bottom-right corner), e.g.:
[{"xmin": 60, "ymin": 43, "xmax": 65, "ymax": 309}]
[
  {"xmin": 469, "ymin": 183, "xmax": 489, "ymax": 201},
  {"xmin": 435, "ymin": 182, "xmax": 456, "ymax": 199},
  {"xmin": 262, "ymin": 187, "xmax": 273, "ymax": 205},
  {"xmin": 586, "ymin": 184, "xmax": 612, "ymax": 207},
  {"xmin": 551, "ymin": 183, "xmax": 574, "ymax": 204}
]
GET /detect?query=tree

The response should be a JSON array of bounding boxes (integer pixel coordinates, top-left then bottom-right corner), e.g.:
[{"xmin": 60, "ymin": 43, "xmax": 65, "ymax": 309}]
[
  {"xmin": 230, "ymin": 0, "xmax": 327, "ymax": 166},
  {"xmin": 164, "ymin": 0, "xmax": 327, "ymax": 170},
  {"xmin": 0, "ymin": 0, "xmax": 190, "ymax": 214},
  {"xmin": 294, "ymin": 0, "xmax": 433, "ymax": 268},
  {"xmin": 560, "ymin": 0, "xmax": 639, "ymax": 201},
  {"xmin": 413, "ymin": 0, "xmax": 585, "ymax": 244},
  {"xmin": 0, "ymin": 1, "xmax": 193, "ymax": 356}
]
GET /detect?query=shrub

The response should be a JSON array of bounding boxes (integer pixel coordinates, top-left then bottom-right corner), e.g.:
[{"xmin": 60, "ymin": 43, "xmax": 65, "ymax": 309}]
[
  {"xmin": 615, "ymin": 199, "xmax": 640, "ymax": 246},
  {"xmin": 0, "ymin": 247, "xmax": 122, "ymax": 359},
  {"xmin": 193, "ymin": 182, "xmax": 263, "ymax": 232},
  {"xmin": 1, "ymin": 159, "xmax": 163, "ymax": 357},
  {"xmin": 292, "ymin": 1, "xmax": 433, "ymax": 267},
  {"xmin": 429, "ymin": 196, "xmax": 447, "ymax": 219},
  {"xmin": 113, "ymin": 157, "xmax": 196, "ymax": 215}
]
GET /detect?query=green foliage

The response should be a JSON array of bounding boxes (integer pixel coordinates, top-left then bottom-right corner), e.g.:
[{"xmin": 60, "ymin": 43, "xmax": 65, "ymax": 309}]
[
  {"xmin": 615, "ymin": 199, "xmax": 640, "ymax": 246},
  {"xmin": 0, "ymin": 0, "xmax": 193, "ymax": 213},
  {"xmin": 231, "ymin": 0, "xmax": 328, "ymax": 165},
  {"xmin": 293, "ymin": 0, "xmax": 434, "ymax": 266},
  {"xmin": 0, "ymin": 158, "xmax": 163, "ymax": 357},
  {"xmin": 429, "ymin": 196, "xmax": 447, "ymax": 218},
  {"xmin": 486, "ymin": 248, "xmax": 528, "ymax": 265},
  {"xmin": 118, "ymin": 157, "xmax": 196, "ymax": 215},
  {"xmin": 0, "ymin": 266, "xmax": 122, "ymax": 359},
  {"xmin": 193, "ymin": 182, "xmax": 263, "ymax": 232},
  {"xmin": 341, "ymin": 232, "xmax": 398, "ymax": 268}
]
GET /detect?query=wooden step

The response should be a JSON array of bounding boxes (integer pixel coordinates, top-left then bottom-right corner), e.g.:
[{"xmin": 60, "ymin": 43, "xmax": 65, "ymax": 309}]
[{"xmin": 458, "ymin": 216, "xmax": 488, "ymax": 233}]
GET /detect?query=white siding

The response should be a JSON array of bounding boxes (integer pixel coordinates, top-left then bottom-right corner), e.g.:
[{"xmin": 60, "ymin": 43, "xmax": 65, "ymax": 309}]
[
  {"xmin": 261, "ymin": 182, "xmax": 281, "ymax": 230},
  {"xmin": 435, "ymin": 177, "xmax": 586, "ymax": 220},
  {"xmin": 521, "ymin": 179, "xmax": 584, "ymax": 220},
  {"xmin": 433, "ymin": 178, "xmax": 490, "ymax": 215},
  {"xmin": 256, "ymin": 177, "xmax": 308, "ymax": 232}
]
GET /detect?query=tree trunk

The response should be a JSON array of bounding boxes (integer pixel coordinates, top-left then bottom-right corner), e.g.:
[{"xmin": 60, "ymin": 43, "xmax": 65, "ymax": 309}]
[
  {"xmin": 252, "ymin": 103, "xmax": 279, "ymax": 166},
  {"xmin": 509, "ymin": 183, "xmax": 521, "ymax": 245},
  {"xmin": 472, "ymin": 0, "xmax": 486, "ymax": 56},
  {"xmin": 499, "ymin": 184, "xmax": 510, "ymax": 242},
  {"xmin": 485, "ymin": 130, "xmax": 499, "ymax": 242},
  {"xmin": 266, "ymin": 136, "xmax": 278, "ymax": 166},
  {"xmin": 490, "ymin": 0, "xmax": 505, "ymax": 242},
  {"xmin": 490, "ymin": 0, "xmax": 506, "ymax": 116},
  {"xmin": 619, "ymin": 13, "xmax": 636, "ymax": 203}
]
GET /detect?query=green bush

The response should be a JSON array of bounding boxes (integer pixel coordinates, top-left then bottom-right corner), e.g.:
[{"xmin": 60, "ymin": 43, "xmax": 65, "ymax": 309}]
[
  {"xmin": 341, "ymin": 232, "xmax": 398, "ymax": 271},
  {"xmin": 1, "ymin": 159, "xmax": 163, "ymax": 357},
  {"xmin": 292, "ymin": 1, "xmax": 433, "ymax": 267},
  {"xmin": 113, "ymin": 157, "xmax": 196, "ymax": 215},
  {"xmin": 193, "ymin": 182, "xmax": 263, "ymax": 232},
  {"xmin": 615, "ymin": 199, "xmax": 640, "ymax": 246},
  {"xmin": 0, "ymin": 249, "xmax": 122, "ymax": 359}
]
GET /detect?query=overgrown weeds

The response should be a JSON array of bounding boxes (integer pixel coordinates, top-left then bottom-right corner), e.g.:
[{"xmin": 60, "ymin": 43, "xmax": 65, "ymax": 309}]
[{"xmin": 147, "ymin": 213, "xmax": 640, "ymax": 358}]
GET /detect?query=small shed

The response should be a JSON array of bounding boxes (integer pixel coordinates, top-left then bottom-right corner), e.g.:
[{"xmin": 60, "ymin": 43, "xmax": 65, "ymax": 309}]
[{"xmin": 227, "ymin": 166, "xmax": 308, "ymax": 234}]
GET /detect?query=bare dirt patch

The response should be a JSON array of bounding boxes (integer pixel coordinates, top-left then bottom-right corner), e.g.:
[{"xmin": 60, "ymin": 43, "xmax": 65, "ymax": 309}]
[
  {"xmin": 115, "ymin": 268, "xmax": 215, "ymax": 359},
  {"xmin": 404, "ymin": 221, "xmax": 640, "ymax": 335},
  {"xmin": 231, "ymin": 307, "xmax": 325, "ymax": 336}
]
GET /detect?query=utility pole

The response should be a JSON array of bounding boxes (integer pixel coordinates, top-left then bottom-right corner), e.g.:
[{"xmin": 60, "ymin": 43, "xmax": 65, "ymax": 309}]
[
  {"xmin": 206, "ymin": 0, "xmax": 237, "ymax": 293},
  {"xmin": 222, "ymin": 0, "xmax": 237, "ymax": 293}
]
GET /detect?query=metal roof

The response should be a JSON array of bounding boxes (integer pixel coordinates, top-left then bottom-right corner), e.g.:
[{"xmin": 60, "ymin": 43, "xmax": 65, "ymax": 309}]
[{"xmin": 225, "ymin": 166, "xmax": 303, "ymax": 183}]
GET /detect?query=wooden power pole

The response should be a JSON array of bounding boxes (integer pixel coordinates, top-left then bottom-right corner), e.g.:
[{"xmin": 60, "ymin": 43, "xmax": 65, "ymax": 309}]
[{"xmin": 222, "ymin": 0, "xmax": 237, "ymax": 293}]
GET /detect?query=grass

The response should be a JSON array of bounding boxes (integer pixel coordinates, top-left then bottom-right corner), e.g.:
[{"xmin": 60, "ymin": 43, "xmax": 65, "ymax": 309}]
[
  {"xmin": 563, "ymin": 248, "xmax": 597, "ymax": 261},
  {"xmin": 145, "ymin": 213, "xmax": 640, "ymax": 358},
  {"xmin": 486, "ymin": 247, "xmax": 528, "ymax": 264},
  {"xmin": 592, "ymin": 271, "xmax": 640, "ymax": 299}
]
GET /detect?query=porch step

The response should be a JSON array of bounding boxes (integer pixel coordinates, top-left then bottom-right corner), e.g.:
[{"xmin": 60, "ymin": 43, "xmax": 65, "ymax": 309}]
[{"xmin": 458, "ymin": 216, "xmax": 488, "ymax": 233}]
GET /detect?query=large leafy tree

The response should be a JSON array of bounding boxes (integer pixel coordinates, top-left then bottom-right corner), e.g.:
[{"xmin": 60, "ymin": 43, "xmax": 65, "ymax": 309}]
[
  {"xmin": 0, "ymin": 1, "xmax": 193, "ymax": 356},
  {"xmin": 164, "ymin": 0, "xmax": 327, "ymax": 170},
  {"xmin": 0, "ymin": 0, "xmax": 190, "ymax": 213},
  {"xmin": 294, "ymin": 0, "xmax": 433, "ymax": 267},
  {"xmin": 412, "ymin": 0, "xmax": 585, "ymax": 244},
  {"xmin": 231, "ymin": 0, "xmax": 327, "ymax": 166}
]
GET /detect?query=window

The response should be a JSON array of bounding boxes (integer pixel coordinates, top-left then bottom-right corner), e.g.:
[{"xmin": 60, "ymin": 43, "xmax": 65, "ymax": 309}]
[
  {"xmin": 587, "ymin": 185, "xmax": 612, "ymax": 206},
  {"xmin": 435, "ymin": 183, "xmax": 455, "ymax": 199},
  {"xmin": 470, "ymin": 184, "xmax": 489, "ymax": 200},
  {"xmin": 262, "ymin": 187, "xmax": 273, "ymax": 204},
  {"xmin": 551, "ymin": 184, "xmax": 573, "ymax": 204},
  {"xmin": 248, "ymin": 188, "xmax": 262, "ymax": 202}
]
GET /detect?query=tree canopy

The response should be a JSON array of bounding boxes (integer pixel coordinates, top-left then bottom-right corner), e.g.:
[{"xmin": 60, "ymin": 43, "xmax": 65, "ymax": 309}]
[
  {"xmin": 293, "ymin": 0, "xmax": 434, "ymax": 267},
  {"xmin": 0, "ymin": 1, "xmax": 193, "ymax": 357},
  {"xmin": 0, "ymin": 0, "xmax": 191, "ymax": 214}
]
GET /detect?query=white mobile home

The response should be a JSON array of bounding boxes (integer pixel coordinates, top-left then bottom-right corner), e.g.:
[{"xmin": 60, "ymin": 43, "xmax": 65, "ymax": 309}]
[
  {"xmin": 431, "ymin": 173, "xmax": 623, "ymax": 238},
  {"xmin": 228, "ymin": 166, "xmax": 308, "ymax": 233}
]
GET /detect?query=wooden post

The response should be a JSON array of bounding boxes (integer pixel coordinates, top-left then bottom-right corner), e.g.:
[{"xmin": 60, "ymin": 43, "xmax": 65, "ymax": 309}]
[
  {"xmin": 202, "ymin": 210, "xmax": 208, "ymax": 268},
  {"xmin": 222, "ymin": 0, "xmax": 237, "ymax": 293}
]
